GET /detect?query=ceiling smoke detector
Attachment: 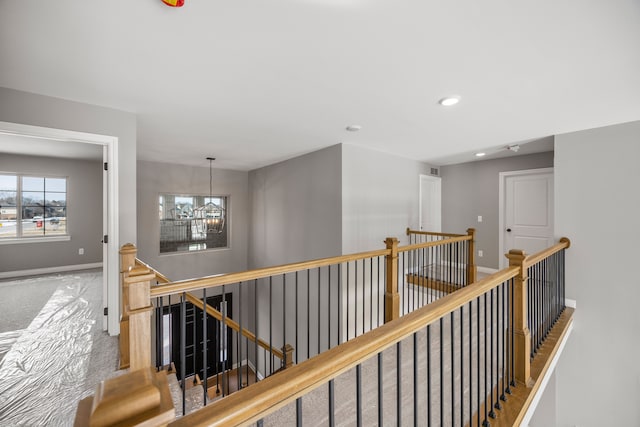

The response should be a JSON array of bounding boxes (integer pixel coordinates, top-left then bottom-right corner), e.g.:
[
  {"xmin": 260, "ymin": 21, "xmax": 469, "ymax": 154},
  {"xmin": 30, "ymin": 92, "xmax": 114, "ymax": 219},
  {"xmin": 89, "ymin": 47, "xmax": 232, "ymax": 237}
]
[{"xmin": 507, "ymin": 144, "xmax": 520, "ymax": 153}]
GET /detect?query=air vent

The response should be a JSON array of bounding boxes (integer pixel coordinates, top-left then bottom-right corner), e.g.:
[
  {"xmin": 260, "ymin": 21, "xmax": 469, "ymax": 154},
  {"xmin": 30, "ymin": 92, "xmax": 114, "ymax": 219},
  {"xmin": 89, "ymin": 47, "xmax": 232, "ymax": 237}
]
[{"xmin": 430, "ymin": 168, "xmax": 439, "ymax": 176}]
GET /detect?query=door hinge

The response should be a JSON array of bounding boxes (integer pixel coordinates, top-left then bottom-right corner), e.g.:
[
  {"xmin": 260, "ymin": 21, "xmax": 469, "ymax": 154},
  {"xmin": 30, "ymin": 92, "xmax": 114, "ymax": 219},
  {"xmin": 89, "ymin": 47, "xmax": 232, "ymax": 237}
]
[
  {"xmin": 103, "ymin": 307, "xmax": 108, "ymax": 316},
  {"xmin": 104, "ymin": 162, "xmax": 108, "ymax": 171},
  {"xmin": 103, "ymin": 235, "xmax": 108, "ymax": 244}
]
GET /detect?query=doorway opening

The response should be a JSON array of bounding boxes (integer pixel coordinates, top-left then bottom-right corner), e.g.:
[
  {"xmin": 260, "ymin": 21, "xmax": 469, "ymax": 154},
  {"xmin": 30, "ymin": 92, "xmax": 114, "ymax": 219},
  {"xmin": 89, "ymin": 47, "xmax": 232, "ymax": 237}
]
[{"xmin": 0, "ymin": 121, "xmax": 119, "ymax": 333}]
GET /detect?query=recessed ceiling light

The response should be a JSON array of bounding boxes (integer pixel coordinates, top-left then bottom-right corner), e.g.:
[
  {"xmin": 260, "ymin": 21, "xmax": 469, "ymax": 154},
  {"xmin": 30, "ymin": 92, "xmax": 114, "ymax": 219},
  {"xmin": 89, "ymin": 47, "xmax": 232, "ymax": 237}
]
[
  {"xmin": 438, "ymin": 96, "xmax": 460, "ymax": 107},
  {"xmin": 475, "ymin": 152, "xmax": 486, "ymax": 157},
  {"xmin": 346, "ymin": 125, "xmax": 362, "ymax": 132}
]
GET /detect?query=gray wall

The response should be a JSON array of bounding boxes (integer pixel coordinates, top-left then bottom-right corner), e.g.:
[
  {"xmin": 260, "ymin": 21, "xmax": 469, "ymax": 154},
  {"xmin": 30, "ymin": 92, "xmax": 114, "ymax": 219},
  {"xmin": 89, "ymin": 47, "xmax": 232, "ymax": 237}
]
[
  {"xmin": 248, "ymin": 144, "xmax": 342, "ymax": 268},
  {"xmin": 0, "ymin": 153, "xmax": 102, "ymax": 272},
  {"xmin": 137, "ymin": 160, "xmax": 249, "ymax": 281},
  {"xmin": 0, "ymin": 87, "xmax": 137, "ymax": 246},
  {"xmin": 553, "ymin": 121, "xmax": 640, "ymax": 426},
  {"xmin": 342, "ymin": 144, "xmax": 432, "ymax": 253},
  {"xmin": 440, "ymin": 151, "xmax": 554, "ymax": 269}
]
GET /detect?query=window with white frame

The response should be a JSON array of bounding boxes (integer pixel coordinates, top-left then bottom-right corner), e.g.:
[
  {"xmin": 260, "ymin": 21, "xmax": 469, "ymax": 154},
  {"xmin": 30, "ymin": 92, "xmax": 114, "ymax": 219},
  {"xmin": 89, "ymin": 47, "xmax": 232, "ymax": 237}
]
[{"xmin": 0, "ymin": 174, "xmax": 68, "ymax": 239}]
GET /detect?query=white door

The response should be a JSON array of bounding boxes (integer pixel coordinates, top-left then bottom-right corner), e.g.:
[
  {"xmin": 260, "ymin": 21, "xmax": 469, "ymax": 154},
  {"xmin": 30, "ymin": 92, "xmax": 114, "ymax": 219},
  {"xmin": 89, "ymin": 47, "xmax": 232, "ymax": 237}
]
[
  {"xmin": 102, "ymin": 145, "xmax": 108, "ymax": 330},
  {"xmin": 500, "ymin": 169, "xmax": 554, "ymax": 267},
  {"xmin": 419, "ymin": 175, "xmax": 441, "ymax": 232}
]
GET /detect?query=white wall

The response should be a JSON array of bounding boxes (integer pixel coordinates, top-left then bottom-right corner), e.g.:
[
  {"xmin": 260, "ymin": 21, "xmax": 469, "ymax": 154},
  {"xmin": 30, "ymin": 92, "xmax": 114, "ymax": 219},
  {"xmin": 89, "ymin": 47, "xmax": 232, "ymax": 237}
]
[
  {"xmin": 554, "ymin": 120, "xmax": 640, "ymax": 426},
  {"xmin": 341, "ymin": 144, "xmax": 432, "ymax": 253},
  {"xmin": 137, "ymin": 160, "xmax": 249, "ymax": 281}
]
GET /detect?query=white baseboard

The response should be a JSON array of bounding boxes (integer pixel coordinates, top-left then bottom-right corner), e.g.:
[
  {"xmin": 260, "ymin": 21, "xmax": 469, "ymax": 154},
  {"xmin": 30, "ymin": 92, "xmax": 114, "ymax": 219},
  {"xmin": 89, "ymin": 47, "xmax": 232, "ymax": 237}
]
[
  {"xmin": 0, "ymin": 262, "xmax": 103, "ymax": 280},
  {"xmin": 247, "ymin": 359, "xmax": 265, "ymax": 381},
  {"xmin": 565, "ymin": 298, "xmax": 577, "ymax": 308},
  {"xmin": 477, "ymin": 266, "xmax": 499, "ymax": 274}
]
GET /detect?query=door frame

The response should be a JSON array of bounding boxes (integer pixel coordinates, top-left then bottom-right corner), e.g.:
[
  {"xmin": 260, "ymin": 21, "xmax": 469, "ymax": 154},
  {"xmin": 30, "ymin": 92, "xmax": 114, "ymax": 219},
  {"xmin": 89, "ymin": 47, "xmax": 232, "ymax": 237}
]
[
  {"xmin": 498, "ymin": 167, "xmax": 553, "ymax": 269},
  {"xmin": 0, "ymin": 121, "xmax": 120, "ymax": 334},
  {"xmin": 418, "ymin": 174, "xmax": 442, "ymax": 232}
]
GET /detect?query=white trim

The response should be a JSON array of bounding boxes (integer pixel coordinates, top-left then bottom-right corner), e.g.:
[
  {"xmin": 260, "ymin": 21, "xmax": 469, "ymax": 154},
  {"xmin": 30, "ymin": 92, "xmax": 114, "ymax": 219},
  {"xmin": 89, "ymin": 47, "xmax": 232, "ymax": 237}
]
[
  {"xmin": 521, "ymin": 319, "xmax": 574, "ymax": 426},
  {"xmin": 0, "ymin": 235, "xmax": 71, "ymax": 245},
  {"xmin": 498, "ymin": 168, "xmax": 554, "ymax": 269},
  {"xmin": 0, "ymin": 262, "xmax": 103, "ymax": 279},
  {"xmin": 477, "ymin": 266, "xmax": 499, "ymax": 274},
  {"xmin": 247, "ymin": 359, "xmax": 265, "ymax": 381},
  {"xmin": 565, "ymin": 298, "xmax": 577, "ymax": 309},
  {"xmin": 0, "ymin": 121, "xmax": 120, "ymax": 336}
]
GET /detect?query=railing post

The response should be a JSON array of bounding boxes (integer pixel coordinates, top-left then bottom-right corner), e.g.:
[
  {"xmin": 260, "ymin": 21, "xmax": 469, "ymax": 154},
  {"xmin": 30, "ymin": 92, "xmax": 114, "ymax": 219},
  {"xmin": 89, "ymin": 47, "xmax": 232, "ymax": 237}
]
[
  {"xmin": 119, "ymin": 243, "xmax": 137, "ymax": 370},
  {"xmin": 283, "ymin": 344, "xmax": 295, "ymax": 369},
  {"xmin": 384, "ymin": 237, "xmax": 399, "ymax": 323},
  {"xmin": 506, "ymin": 249, "xmax": 533, "ymax": 386},
  {"xmin": 125, "ymin": 269, "xmax": 155, "ymax": 371},
  {"xmin": 466, "ymin": 228, "xmax": 477, "ymax": 284}
]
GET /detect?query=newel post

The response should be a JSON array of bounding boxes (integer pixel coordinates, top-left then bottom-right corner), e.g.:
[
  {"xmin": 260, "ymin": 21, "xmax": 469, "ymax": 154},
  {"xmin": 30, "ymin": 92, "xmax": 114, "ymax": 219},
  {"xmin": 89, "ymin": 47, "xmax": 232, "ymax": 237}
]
[
  {"xmin": 506, "ymin": 249, "xmax": 533, "ymax": 386},
  {"xmin": 119, "ymin": 244, "xmax": 137, "ymax": 370},
  {"xmin": 283, "ymin": 344, "xmax": 295, "ymax": 369},
  {"xmin": 384, "ymin": 237, "xmax": 400, "ymax": 323},
  {"xmin": 120, "ymin": 243, "xmax": 154, "ymax": 371},
  {"xmin": 466, "ymin": 228, "xmax": 477, "ymax": 284}
]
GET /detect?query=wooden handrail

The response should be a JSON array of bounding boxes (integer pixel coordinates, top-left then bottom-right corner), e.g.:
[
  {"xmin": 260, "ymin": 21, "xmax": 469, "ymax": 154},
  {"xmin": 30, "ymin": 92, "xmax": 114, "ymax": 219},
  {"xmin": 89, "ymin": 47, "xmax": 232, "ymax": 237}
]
[
  {"xmin": 406, "ymin": 227, "xmax": 465, "ymax": 238},
  {"xmin": 184, "ymin": 293, "xmax": 286, "ymax": 361},
  {"xmin": 135, "ymin": 258, "xmax": 171, "ymax": 284},
  {"xmin": 523, "ymin": 237, "xmax": 571, "ymax": 269},
  {"xmin": 169, "ymin": 266, "xmax": 520, "ymax": 427},
  {"xmin": 397, "ymin": 233, "xmax": 472, "ymax": 253},
  {"xmin": 151, "ymin": 249, "xmax": 390, "ymax": 298}
]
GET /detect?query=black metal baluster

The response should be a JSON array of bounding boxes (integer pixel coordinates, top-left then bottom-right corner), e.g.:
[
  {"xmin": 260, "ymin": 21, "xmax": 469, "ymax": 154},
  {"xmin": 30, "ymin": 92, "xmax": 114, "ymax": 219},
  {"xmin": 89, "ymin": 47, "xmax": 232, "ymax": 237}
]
[
  {"xmin": 362, "ymin": 259, "xmax": 365, "ymax": 335},
  {"xmin": 329, "ymin": 379, "xmax": 335, "ymax": 427},
  {"xmin": 476, "ymin": 296, "xmax": 481, "ymax": 427},
  {"xmin": 500, "ymin": 282, "xmax": 507, "ymax": 404},
  {"xmin": 450, "ymin": 311, "xmax": 455, "ymax": 426},
  {"xmin": 440, "ymin": 317, "xmax": 444, "ymax": 427},
  {"xmin": 346, "ymin": 263, "xmax": 350, "ymax": 342},
  {"xmin": 489, "ymin": 288, "xmax": 496, "ymax": 419},
  {"xmin": 338, "ymin": 264, "xmax": 342, "ymax": 344},
  {"xmin": 203, "ymin": 288, "xmax": 208, "ymax": 404},
  {"xmin": 318, "ymin": 267, "xmax": 321, "ymax": 353},
  {"xmin": 460, "ymin": 305, "xmax": 464, "ymax": 426},
  {"xmin": 510, "ymin": 278, "xmax": 516, "ymax": 390},
  {"xmin": 378, "ymin": 353, "xmax": 383, "ymax": 426},
  {"xmin": 355, "ymin": 261, "xmax": 358, "ymax": 337},
  {"xmin": 328, "ymin": 265, "xmax": 332, "ymax": 350},
  {"xmin": 397, "ymin": 341, "xmax": 402, "ymax": 426},
  {"xmin": 221, "ymin": 290, "xmax": 228, "ymax": 397},
  {"xmin": 469, "ymin": 299, "xmax": 473, "ymax": 425},
  {"xmin": 296, "ymin": 397, "xmax": 302, "ymax": 427},
  {"xmin": 237, "ymin": 284, "xmax": 241, "ymax": 391},
  {"xmin": 413, "ymin": 332, "xmax": 418, "ymax": 427},
  {"xmin": 370, "ymin": 258, "xmax": 373, "ymax": 332},
  {"xmin": 307, "ymin": 269, "xmax": 311, "ymax": 357},
  {"xmin": 283, "ymin": 274, "xmax": 286, "ymax": 370},
  {"xmin": 269, "ymin": 277, "xmax": 273, "ymax": 375},
  {"xmin": 427, "ymin": 324, "xmax": 431, "ymax": 427},
  {"xmin": 483, "ymin": 292, "xmax": 489, "ymax": 427},
  {"xmin": 356, "ymin": 364, "xmax": 362, "ymax": 427},
  {"xmin": 257, "ymin": 419, "xmax": 264, "ymax": 427},
  {"xmin": 296, "ymin": 271, "xmax": 299, "ymax": 364},
  {"xmin": 254, "ymin": 279, "xmax": 259, "ymax": 384},
  {"xmin": 180, "ymin": 292, "xmax": 186, "ymax": 416}
]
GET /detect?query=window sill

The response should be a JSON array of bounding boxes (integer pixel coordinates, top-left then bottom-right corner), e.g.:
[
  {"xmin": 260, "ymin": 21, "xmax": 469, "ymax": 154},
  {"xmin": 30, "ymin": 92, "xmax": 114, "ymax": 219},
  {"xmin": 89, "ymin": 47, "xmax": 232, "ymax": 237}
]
[{"xmin": 0, "ymin": 235, "xmax": 71, "ymax": 245}]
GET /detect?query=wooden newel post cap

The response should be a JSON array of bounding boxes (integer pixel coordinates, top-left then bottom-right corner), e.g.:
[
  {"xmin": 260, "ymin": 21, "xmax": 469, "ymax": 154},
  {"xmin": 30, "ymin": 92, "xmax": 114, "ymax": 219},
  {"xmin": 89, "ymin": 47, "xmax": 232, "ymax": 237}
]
[
  {"xmin": 560, "ymin": 237, "xmax": 571, "ymax": 248},
  {"xmin": 119, "ymin": 243, "xmax": 137, "ymax": 255},
  {"xmin": 384, "ymin": 237, "xmax": 398, "ymax": 248},
  {"xmin": 466, "ymin": 228, "xmax": 476, "ymax": 235},
  {"xmin": 505, "ymin": 249, "xmax": 527, "ymax": 265}
]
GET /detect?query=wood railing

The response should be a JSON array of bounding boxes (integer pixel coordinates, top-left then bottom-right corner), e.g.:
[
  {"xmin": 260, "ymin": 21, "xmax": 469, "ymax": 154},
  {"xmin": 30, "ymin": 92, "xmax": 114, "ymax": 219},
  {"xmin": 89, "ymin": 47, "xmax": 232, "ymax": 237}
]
[
  {"xmin": 114, "ymin": 234, "xmax": 573, "ymax": 425},
  {"xmin": 166, "ymin": 238, "xmax": 572, "ymax": 426}
]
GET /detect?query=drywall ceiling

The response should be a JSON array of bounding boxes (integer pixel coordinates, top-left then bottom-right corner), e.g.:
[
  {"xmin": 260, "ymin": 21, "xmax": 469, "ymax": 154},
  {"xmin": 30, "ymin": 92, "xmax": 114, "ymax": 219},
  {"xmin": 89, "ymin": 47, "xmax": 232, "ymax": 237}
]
[{"xmin": 1, "ymin": 1, "xmax": 639, "ymax": 170}]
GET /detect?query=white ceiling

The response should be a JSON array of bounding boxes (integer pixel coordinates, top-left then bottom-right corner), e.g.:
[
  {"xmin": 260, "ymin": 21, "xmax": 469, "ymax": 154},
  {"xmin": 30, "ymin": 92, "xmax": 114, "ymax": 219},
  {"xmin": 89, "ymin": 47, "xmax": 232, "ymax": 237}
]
[{"xmin": 1, "ymin": 1, "xmax": 639, "ymax": 170}]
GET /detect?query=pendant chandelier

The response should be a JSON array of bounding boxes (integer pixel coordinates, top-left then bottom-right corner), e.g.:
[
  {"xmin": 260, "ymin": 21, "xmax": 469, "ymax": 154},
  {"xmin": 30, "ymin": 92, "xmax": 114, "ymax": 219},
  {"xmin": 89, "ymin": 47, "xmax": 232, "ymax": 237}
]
[{"xmin": 194, "ymin": 157, "xmax": 225, "ymax": 234}]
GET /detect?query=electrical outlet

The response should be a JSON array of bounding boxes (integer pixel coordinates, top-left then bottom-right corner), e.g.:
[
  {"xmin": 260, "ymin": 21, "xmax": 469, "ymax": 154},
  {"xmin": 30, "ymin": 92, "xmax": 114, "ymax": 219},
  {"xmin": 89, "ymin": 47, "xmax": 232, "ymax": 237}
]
[
  {"xmin": 478, "ymin": 250, "xmax": 483, "ymax": 257},
  {"xmin": 477, "ymin": 215, "xmax": 483, "ymax": 223},
  {"xmin": 78, "ymin": 248, "xmax": 84, "ymax": 255}
]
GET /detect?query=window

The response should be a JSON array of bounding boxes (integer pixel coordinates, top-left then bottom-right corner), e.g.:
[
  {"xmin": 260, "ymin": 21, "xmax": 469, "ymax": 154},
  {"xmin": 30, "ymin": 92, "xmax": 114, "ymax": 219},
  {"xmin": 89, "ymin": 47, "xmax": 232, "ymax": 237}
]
[
  {"xmin": 0, "ymin": 174, "xmax": 68, "ymax": 239},
  {"xmin": 159, "ymin": 194, "xmax": 228, "ymax": 253}
]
